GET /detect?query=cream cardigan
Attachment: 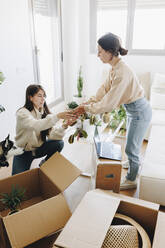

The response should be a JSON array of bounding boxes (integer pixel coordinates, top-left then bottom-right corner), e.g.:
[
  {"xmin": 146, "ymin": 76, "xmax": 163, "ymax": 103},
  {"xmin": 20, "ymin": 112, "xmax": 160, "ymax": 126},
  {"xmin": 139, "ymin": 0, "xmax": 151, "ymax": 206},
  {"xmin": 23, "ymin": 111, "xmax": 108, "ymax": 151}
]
[
  {"xmin": 85, "ymin": 59, "xmax": 144, "ymax": 114},
  {"xmin": 15, "ymin": 107, "xmax": 66, "ymax": 151}
]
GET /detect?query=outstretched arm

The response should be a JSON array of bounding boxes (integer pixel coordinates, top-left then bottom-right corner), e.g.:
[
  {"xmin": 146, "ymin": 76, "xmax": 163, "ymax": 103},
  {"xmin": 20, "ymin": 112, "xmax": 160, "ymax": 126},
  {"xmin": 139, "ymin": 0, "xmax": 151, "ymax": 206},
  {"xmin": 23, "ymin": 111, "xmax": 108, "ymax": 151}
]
[{"xmin": 57, "ymin": 111, "xmax": 77, "ymax": 120}]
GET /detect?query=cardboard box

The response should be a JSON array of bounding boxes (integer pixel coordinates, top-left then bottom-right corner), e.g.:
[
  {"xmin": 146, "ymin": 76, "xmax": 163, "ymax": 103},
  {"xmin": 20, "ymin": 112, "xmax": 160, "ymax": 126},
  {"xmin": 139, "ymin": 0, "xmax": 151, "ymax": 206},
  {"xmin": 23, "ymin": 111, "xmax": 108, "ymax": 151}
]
[
  {"xmin": 0, "ymin": 152, "xmax": 81, "ymax": 248},
  {"xmin": 96, "ymin": 163, "xmax": 121, "ymax": 192},
  {"xmin": 55, "ymin": 189, "xmax": 165, "ymax": 248}
]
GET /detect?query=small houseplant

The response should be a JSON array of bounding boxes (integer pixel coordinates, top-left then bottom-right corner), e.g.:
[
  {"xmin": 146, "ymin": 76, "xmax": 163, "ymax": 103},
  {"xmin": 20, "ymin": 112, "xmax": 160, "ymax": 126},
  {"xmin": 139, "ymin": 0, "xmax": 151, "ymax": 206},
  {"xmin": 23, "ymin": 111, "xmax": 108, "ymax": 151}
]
[
  {"xmin": 103, "ymin": 105, "xmax": 127, "ymax": 135},
  {"xmin": 76, "ymin": 66, "xmax": 83, "ymax": 98},
  {"xmin": 67, "ymin": 101, "xmax": 79, "ymax": 109},
  {"xmin": 68, "ymin": 113, "xmax": 102, "ymax": 144},
  {"xmin": 73, "ymin": 66, "xmax": 84, "ymax": 104},
  {"xmin": 0, "ymin": 185, "xmax": 26, "ymax": 215},
  {"xmin": 0, "ymin": 71, "xmax": 5, "ymax": 114},
  {"xmin": 67, "ymin": 102, "xmax": 102, "ymax": 144}
]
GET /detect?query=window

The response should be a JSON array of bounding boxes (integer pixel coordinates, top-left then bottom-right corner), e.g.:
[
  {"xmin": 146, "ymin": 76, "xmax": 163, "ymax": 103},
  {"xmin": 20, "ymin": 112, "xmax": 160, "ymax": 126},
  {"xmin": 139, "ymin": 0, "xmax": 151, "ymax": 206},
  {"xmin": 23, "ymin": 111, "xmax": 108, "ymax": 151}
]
[
  {"xmin": 90, "ymin": 0, "xmax": 165, "ymax": 55},
  {"xmin": 30, "ymin": 0, "xmax": 64, "ymax": 105}
]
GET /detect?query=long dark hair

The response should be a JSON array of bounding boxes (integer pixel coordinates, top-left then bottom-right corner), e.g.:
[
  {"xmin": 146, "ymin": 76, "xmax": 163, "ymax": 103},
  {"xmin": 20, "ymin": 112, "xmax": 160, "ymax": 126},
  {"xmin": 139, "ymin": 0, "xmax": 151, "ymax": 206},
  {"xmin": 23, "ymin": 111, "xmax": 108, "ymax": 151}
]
[
  {"xmin": 98, "ymin": 32, "xmax": 128, "ymax": 56},
  {"xmin": 23, "ymin": 84, "xmax": 51, "ymax": 142}
]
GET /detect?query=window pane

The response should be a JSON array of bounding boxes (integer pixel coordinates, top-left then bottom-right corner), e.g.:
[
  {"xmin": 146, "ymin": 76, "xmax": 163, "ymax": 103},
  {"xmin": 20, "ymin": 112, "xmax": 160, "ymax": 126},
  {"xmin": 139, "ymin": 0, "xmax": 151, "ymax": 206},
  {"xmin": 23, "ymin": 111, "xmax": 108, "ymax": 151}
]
[
  {"xmin": 133, "ymin": 1, "xmax": 165, "ymax": 50},
  {"xmin": 33, "ymin": 0, "xmax": 62, "ymax": 104},
  {"xmin": 97, "ymin": 0, "xmax": 128, "ymax": 48}
]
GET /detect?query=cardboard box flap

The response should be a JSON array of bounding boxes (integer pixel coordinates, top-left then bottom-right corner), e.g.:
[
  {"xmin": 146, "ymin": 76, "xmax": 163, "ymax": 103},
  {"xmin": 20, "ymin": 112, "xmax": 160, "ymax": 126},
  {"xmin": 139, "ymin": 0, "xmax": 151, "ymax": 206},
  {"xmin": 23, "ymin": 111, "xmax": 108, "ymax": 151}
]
[
  {"xmin": 152, "ymin": 211, "xmax": 165, "ymax": 248},
  {"xmin": 41, "ymin": 152, "xmax": 81, "ymax": 192},
  {"xmin": 55, "ymin": 191, "xmax": 120, "ymax": 248},
  {"xmin": 3, "ymin": 194, "xmax": 71, "ymax": 248},
  {"xmin": 96, "ymin": 190, "xmax": 159, "ymax": 210}
]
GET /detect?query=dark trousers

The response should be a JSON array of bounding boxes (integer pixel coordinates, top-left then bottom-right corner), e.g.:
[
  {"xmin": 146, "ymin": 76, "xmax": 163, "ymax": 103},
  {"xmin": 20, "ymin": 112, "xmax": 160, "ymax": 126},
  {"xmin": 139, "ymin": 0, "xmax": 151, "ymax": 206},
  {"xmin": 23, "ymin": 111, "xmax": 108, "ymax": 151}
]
[{"xmin": 12, "ymin": 140, "xmax": 64, "ymax": 175}]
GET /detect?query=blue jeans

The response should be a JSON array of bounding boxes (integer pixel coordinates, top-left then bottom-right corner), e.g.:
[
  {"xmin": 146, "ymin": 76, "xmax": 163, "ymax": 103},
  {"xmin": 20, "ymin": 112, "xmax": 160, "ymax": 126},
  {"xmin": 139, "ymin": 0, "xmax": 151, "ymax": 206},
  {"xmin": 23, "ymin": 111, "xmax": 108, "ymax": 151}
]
[
  {"xmin": 12, "ymin": 140, "xmax": 64, "ymax": 175},
  {"xmin": 124, "ymin": 97, "xmax": 152, "ymax": 181}
]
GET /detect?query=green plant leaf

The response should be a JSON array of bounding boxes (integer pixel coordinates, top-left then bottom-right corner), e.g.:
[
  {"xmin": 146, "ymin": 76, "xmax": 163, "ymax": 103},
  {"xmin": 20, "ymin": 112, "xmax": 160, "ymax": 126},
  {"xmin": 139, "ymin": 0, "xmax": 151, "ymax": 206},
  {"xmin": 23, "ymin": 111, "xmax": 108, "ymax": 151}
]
[
  {"xmin": 0, "ymin": 72, "xmax": 5, "ymax": 84},
  {"xmin": 0, "ymin": 185, "xmax": 26, "ymax": 211},
  {"xmin": 77, "ymin": 66, "xmax": 83, "ymax": 97},
  {"xmin": 81, "ymin": 130, "xmax": 88, "ymax": 138},
  {"xmin": 0, "ymin": 105, "xmax": 5, "ymax": 113},
  {"xmin": 67, "ymin": 101, "xmax": 79, "ymax": 109}
]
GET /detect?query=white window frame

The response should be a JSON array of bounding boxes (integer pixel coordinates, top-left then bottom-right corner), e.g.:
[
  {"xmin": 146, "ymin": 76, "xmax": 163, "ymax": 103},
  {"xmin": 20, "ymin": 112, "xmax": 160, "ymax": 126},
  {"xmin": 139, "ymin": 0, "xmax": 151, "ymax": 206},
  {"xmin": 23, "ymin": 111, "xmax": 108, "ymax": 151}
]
[
  {"xmin": 29, "ymin": 0, "xmax": 64, "ymax": 107},
  {"xmin": 90, "ymin": 0, "xmax": 165, "ymax": 56}
]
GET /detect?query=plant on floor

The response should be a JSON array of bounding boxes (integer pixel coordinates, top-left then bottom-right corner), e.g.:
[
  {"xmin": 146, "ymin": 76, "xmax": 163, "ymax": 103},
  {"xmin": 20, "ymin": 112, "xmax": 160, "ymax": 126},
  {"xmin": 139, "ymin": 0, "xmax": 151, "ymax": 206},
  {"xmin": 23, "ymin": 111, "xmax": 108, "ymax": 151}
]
[
  {"xmin": 103, "ymin": 105, "xmax": 127, "ymax": 135},
  {"xmin": 0, "ymin": 71, "xmax": 5, "ymax": 114},
  {"xmin": 0, "ymin": 185, "xmax": 26, "ymax": 215}
]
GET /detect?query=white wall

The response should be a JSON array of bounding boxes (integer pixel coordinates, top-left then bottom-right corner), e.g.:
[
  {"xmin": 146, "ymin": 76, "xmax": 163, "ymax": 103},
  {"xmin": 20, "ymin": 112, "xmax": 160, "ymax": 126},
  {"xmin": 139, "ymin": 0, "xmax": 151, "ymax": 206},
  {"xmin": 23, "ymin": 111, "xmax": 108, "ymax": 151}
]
[
  {"xmin": 76, "ymin": 0, "xmax": 165, "ymax": 99},
  {"xmin": 0, "ymin": 0, "xmax": 34, "ymax": 140}
]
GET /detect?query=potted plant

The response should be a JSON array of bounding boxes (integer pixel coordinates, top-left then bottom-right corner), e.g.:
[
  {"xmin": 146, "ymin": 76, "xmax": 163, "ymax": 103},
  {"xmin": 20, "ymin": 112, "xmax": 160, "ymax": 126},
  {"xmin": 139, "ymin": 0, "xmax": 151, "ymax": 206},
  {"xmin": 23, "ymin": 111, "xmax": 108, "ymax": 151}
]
[
  {"xmin": 67, "ymin": 101, "xmax": 79, "ymax": 109},
  {"xmin": 0, "ymin": 185, "xmax": 26, "ymax": 215},
  {"xmin": 103, "ymin": 105, "xmax": 127, "ymax": 136},
  {"xmin": 73, "ymin": 66, "xmax": 84, "ymax": 104},
  {"xmin": 68, "ymin": 113, "xmax": 102, "ymax": 144},
  {"xmin": 0, "ymin": 71, "xmax": 5, "ymax": 114}
]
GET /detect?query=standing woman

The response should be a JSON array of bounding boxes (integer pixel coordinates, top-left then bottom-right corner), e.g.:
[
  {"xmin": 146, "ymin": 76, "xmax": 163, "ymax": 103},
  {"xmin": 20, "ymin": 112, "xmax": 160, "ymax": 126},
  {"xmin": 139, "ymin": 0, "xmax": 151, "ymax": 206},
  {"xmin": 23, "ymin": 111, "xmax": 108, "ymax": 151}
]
[
  {"xmin": 12, "ymin": 84, "xmax": 74, "ymax": 175},
  {"xmin": 73, "ymin": 33, "xmax": 152, "ymax": 190}
]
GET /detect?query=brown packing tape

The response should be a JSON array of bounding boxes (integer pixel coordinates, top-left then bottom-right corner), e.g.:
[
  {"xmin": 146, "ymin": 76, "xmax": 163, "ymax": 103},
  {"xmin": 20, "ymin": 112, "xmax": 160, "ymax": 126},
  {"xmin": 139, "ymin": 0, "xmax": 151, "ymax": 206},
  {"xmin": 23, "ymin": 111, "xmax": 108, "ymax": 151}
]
[{"xmin": 3, "ymin": 194, "xmax": 71, "ymax": 248}]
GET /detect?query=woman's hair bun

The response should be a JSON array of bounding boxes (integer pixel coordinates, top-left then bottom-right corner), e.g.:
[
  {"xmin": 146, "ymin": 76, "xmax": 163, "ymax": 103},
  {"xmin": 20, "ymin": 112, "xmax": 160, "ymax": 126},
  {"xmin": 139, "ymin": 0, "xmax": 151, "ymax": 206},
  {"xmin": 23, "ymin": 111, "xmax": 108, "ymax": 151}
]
[{"xmin": 119, "ymin": 47, "xmax": 128, "ymax": 56}]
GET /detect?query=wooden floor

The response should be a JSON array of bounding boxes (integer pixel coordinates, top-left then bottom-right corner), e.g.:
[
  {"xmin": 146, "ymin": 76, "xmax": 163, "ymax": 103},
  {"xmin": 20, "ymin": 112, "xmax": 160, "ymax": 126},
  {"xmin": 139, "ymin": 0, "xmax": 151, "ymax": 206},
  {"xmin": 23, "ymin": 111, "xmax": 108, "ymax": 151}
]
[{"xmin": 0, "ymin": 140, "xmax": 148, "ymax": 193}]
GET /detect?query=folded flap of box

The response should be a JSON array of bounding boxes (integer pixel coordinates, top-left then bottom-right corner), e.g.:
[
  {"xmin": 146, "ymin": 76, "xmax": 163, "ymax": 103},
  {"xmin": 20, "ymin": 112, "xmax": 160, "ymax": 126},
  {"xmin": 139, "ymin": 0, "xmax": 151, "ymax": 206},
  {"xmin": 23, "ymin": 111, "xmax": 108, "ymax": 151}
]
[
  {"xmin": 40, "ymin": 152, "xmax": 81, "ymax": 192},
  {"xmin": 3, "ymin": 194, "xmax": 71, "ymax": 248},
  {"xmin": 99, "ymin": 190, "xmax": 159, "ymax": 210},
  {"xmin": 153, "ymin": 211, "xmax": 165, "ymax": 248},
  {"xmin": 55, "ymin": 191, "xmax": 120, "ymax": 248}
]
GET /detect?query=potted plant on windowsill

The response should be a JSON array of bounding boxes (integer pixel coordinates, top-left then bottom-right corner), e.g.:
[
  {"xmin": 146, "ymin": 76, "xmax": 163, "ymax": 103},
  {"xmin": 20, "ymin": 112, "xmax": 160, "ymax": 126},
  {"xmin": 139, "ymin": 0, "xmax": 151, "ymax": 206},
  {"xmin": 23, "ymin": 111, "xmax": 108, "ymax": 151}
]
[
  {"xmin": 73, "ymin": 66, "xmax": 85, "ymax": 105},
  {"xmin": 0, "ymin": 71, "xmax": 5, "ymax": 114},
  {"xmin": 0, "ymin": 185, "xmax": 26, "ymax": 215}
]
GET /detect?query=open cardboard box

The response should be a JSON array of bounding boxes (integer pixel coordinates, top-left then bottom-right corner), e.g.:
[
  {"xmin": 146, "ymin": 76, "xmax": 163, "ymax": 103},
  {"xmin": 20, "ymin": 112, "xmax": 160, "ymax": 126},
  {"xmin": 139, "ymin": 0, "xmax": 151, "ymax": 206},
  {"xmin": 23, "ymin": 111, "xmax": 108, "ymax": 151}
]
[
  {"xmin": 0, "ymin": 152, "xmax": 81, "ymax": 248},
  {"xmin": 55, "ymin": 189, "xmax": 165, "ymax": 248}
]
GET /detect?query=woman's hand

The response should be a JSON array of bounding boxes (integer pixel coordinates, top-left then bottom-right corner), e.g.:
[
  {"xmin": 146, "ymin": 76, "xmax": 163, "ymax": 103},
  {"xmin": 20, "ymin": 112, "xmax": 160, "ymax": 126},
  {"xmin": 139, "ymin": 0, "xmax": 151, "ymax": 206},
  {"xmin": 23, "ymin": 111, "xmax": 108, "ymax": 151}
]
[
  {"xmin": 72, "ymin": 105, "xmax": 85, "ymax": 116},
  {"xmin": 62, "ymin": 118, "xmax": 77, "ymax": 129},
  {"xmin": 57, "ymin": 111, "xmax": 77, "ymax": 120}
]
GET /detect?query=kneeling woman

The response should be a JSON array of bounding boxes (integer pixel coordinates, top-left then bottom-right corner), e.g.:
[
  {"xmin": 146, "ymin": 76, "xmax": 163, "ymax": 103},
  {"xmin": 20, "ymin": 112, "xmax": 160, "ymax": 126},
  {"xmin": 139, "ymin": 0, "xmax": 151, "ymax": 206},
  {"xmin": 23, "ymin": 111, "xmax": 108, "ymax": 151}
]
[{"xmin": 12, "ymin": 84, "xmax": 73, "ymax": 175}]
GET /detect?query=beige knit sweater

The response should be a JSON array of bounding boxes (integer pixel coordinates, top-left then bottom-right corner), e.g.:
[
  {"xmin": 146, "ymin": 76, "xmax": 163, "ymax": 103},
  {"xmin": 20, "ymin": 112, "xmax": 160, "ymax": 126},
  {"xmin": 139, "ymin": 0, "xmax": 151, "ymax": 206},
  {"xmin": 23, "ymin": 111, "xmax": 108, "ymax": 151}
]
[
  {"xmin": 15, "ymin": 107, "xmax": 66, "ymax": 151},
  {"xmin": 85, "ymin": 59, "xmax": 144, "ymax": 114}
]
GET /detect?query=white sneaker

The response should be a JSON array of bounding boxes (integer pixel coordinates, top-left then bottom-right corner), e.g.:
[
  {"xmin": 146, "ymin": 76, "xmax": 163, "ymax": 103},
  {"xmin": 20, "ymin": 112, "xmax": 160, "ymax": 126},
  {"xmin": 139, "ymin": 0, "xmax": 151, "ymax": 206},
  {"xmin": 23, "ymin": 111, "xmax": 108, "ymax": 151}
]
[
  {"xmin": 122, "ymin": 160, "xmax": 129, "ymax": 169},
  {"xmin": 120, "ymin": 177, "xmax": 137, "ymax": 190}
]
